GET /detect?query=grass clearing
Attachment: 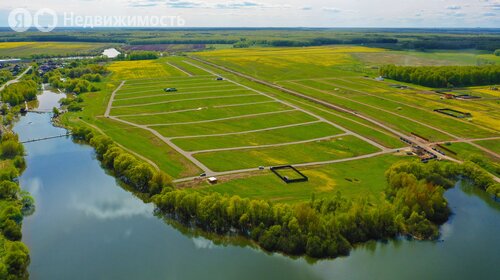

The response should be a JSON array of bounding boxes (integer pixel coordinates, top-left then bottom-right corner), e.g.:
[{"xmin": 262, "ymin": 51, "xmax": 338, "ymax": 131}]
[
  {"xmin": 112, "ymin": 89, "xmax": 254, "ymax": 106},
  {"xmin": 111, "ymin": 94, "xmax": 271, "ymax": 115},
  {"xmin": 194, "ymin": 154, "xmax": 408, "ymax": 204},
  {"xmin": 155, "ymin": 110, "xmax": 316, "ymax": 137},
  {"xmin": 172, "ymin": 122, "xmax": 343, "ymax": 151},
  {"xmin": 444, "ymin": 142, "xmax": 499, "ymax": 176},
  {"xmin": 194, "ymin": 135, "xmax": 380, "ymax": 172},
  {"xmin": 118, "ymin": 101, "xmax": 291, "ymax": 124},
  {"xmin": 474, "ymin": 139, "xmax": 500, "ymax": 154}
]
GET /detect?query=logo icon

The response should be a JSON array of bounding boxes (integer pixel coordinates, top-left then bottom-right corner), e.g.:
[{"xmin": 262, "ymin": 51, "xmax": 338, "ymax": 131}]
[
  {"xmin": 34, "ymin": 8, "xmax": 58, "ymax": 32},
  {"xmin": 8, "ymin": 8, "xmax": 32, "ymax": 32}
]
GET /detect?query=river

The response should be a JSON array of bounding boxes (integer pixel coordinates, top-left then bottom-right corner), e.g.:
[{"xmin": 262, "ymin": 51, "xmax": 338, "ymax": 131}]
[{"xmin": 13, "ymin": 90, "xmax": 500, "ymax": 280}]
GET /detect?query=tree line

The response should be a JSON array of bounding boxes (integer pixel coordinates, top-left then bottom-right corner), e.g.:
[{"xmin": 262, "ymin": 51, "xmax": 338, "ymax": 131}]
[
  {"xmin": 0, "ymin": 132, "xmax": 33, "ymax": 279},
  {"xmin": 380, "ymin": 65, "xmax": 500, "ymax": 88},
  {"xmin": 116, "ymin": 51, "xmax": 159, "ymax": 61},
  {"xmin": 70, "ymin": 125, "xmax": 500, "ymax": 258}
]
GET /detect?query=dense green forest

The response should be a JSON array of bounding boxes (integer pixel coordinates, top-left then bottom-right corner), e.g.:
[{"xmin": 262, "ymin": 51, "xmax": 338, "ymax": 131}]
[
  {"xmin": 0, "ymin": 80, "xmax": 38, "ymax": 106},
  {"xmin": 0, "ymin": 132, "xmax": 33, "ymax": 279},
  {"xmin": 71, "ymin": 127, "xmax": 499, "ymax": 259},
  {"xmin": 0, "ymin": 71, "xmax": 13, "ymax": 86},
  {"xmin": 1, "ymin": 28, "xmax": 499, "ymax": 51},
  {"xmin": 43, "ymin": 60, "xmax": 106, "ymax": 94},
  {"xmin": 380, "ymin": 65, "xmax": 500, "ymax": 88}
]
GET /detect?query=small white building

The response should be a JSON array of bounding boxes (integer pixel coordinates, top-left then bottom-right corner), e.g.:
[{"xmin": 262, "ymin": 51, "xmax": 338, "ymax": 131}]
[{"xmin": 207, "ymin": 177, "xmax": 218, "ymax": 184}]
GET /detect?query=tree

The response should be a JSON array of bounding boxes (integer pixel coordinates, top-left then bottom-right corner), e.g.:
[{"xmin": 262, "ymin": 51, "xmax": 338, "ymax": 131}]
[
  {"xmin": 0, "ymin": 181, "xmax": 20, "ymax": 199},
  {"xmin": 4, "ymin": 241, "xmax": 30, "ymax": 278},
  {"xmin": 52, "ymin": 107, "xmax": 60, "ymax": 116}
]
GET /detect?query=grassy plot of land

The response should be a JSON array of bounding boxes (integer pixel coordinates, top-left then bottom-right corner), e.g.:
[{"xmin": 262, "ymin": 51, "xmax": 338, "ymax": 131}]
[
  {"xmin": 118, "ymin": 101, "xmax": 291, "ymax": 125},
  {"xmin": 173, "ymin": 122, "xmax": 343, "ymax": 151},
  {"xmin": 183, "ymin": 58, "xmax": 405, "ymax": 149},
  {"xmin": 112, "ymin": 89, "xmax": 253, "ymax": 106},
  {"xmin": 279, "ymin": 80, "xmax": 453, "ymax": 141},
  {"xmin": 91, "ymin": 118, "xmax": 202, "ymax": 178},
  {"xmin": 352, "ymin": 49, "xmax": 499, "ymax": 66},
  {"xmin": 111, "ymin": 94, "xmax": 271, "ymax": 115},
  {"xmin": 348, "ymin": 78, "xmax": 500, "ymax": 133},
  {"xmin": 194, "ymin": 154, "xmax": 408, "ymax": 204},
  {"xmin": 194, "ymin": 135, "xmax": 380, "ymax": 172},
  {"xmin": 60, "ymin": 80, "xmax": 202, "ymax": 179},
  {"xmin": 309, "ymin": 79, "xmax": 496, "ymax": 139},
  {"xmin": 166, "ymin": 56, "xmax": 213, "ymax": 75},
  {"xmin": 196, "ymin": 46, "xmax": 380, "ymax": 81},
  {"xmin": 117, "ymin": 79, "xmax": 223, "ymax": 94},
  {"xmin": 156, "ymin": 110, "xmax": 316, "ymax": 137},
  {"xmin": 116, "ymin": 83, "xmax": 237, "ymax": 97},
  {"xmin": 0, "ymin": 42, "xmax": 110, "ymax": 58},
  {"xmin": 475, "ymin": 139, "xmax": 500, "ymax": 154},
  {"xmin": 444, "ymin": 142, "xmax": 499, "ymax": 177}
]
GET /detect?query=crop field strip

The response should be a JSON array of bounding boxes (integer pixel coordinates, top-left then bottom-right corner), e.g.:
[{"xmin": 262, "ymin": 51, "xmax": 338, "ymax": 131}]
[
  {"xmin": 318, "ymin": 77, "xmax": 500, "ymax": 134},
  {"xmin": 275, "ymin": 77, "xmax": 500, "ymax": 158},
  {"xmin": 275, "ymin": 80, "xmax": 453, "ymax": 142},
  {"xmin": 106, "ymin": 59, "xmax": 389, "ymax": 176}
]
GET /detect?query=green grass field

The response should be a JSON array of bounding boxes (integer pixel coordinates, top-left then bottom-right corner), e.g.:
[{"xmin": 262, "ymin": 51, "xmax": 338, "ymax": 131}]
[
  {"xmin": 172, "ymin": 122, "xmax": 343, "ymax": 151},
  {"xmin": 194, "ymin": 154, "xmax": 409, "ymax": 203},
  {"xmin": 444, "ymin": 142, "xmax": 499, "ymax": 176},
  {"xmin": 194, "ymin": 135, "xmax": 380, "ymax": 172},
  {"xmin": 475, "ymin": 139, "xmax": 500, "ymax": 154}
]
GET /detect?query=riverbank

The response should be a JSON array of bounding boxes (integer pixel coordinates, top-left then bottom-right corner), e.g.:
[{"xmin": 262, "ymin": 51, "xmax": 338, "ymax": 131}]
[{"xmin": 0, "ymin": 65, "xmax": 43, "ymax": 279}]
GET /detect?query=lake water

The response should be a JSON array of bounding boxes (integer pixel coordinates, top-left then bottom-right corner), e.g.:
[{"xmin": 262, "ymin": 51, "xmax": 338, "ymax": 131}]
[
  {"xmin": 102, "ymin": 48, "xmax": 121, "ymax": 58},
  {"xmin": 14, "ymin": 90, "xmax": 500, "ymax": 280}
]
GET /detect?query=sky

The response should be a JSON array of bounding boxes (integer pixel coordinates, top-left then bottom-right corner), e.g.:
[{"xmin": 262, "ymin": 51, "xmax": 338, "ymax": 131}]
[{"xmin": 0, "ymin": 0, "xmax": 499, "ymax": 28}]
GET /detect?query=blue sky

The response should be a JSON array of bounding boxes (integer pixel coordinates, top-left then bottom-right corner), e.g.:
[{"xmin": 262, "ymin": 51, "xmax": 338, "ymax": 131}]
[{"xmin": 0, "ymin": 0, "xmax": 499, "ymax": 28}]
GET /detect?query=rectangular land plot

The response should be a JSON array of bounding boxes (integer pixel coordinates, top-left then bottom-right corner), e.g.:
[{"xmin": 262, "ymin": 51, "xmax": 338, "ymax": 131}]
[
  {"xmin": 280, "ymin": 80, "xmax": 453, "ymax": 141},
  {"xmin": 117, "ymin": 101, "xmax": 292, "ymax": 124},
  {"xmin": 474, "ymin": 139, "xmax": 500, "ymax": 154},
  {"xmin": 167, "ymin": 58, "xmax": 213, "ymax": 76},
  {"xmin": 108, "ymin": 59, "xmax": 187, "ymax": 80},
  {"xmin": 155, "ymin": 110, "xmax": 316, "ymax": 137},
  {"xmin": 110, "ymin": 94, "xmax": 271, "ymax": 115},
  {"xmin": 193, "ymin": 135, "xmax": 380, "ymax": 172},
  {"xmin": 113, "ymin": 89, "xmax": 254, "ymax": 106},
  {"xmin": 172, "ymin": 122, "xmax": 343, "ymax": 151},
  {"xmin": 117, "ymin": 80, "xmax": 229, "ymax": 95}
]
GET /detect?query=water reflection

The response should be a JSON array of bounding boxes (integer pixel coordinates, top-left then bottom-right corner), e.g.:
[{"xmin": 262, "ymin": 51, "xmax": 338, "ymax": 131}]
[{"xmin": 73, "ymin": 195, "xmax": 154, "ymax": 220}]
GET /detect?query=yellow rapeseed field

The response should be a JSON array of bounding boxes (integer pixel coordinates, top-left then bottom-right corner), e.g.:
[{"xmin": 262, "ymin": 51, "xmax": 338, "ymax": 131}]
[{"xmin": 108, "ymin": 59, "xmax": 186, "ymax": 80}]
